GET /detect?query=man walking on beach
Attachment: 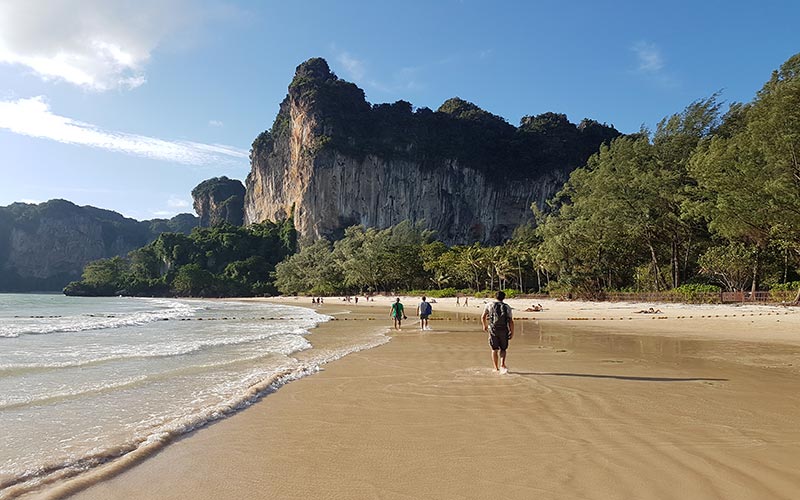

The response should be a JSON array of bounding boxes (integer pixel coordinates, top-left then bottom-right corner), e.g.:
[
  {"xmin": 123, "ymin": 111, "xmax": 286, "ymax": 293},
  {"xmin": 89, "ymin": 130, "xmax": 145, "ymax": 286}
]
[
  {"xmin": 390, "ymin": 298, "xmax": 406, "ymax": 331},
  {"xmin": 481, "ymin": 291, "xmax": 514, "ymax": 373},
  {"xmin": 417, "ymin": 296, "xmax": 432, "ymax": 331}
]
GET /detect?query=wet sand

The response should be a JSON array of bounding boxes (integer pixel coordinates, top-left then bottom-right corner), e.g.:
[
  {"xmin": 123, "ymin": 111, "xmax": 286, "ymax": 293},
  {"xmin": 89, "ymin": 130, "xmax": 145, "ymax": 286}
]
[{"xmin": 40, "ymin": 298, "xmax": 800, "ymax": 500}]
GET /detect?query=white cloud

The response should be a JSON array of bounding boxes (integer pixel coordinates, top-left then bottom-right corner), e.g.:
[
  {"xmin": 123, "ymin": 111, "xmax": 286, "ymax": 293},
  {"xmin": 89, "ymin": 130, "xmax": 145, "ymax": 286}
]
[
  {"xmin": 0, "ymin": 0, "xmax": 197, "ymax": 91},
  {"xmin": 330, "ymin": 47, "xmax": 424, "ymax": 96},
  {"xmin": 632, "ymin": 41, "xmax": 664, "ymax": 73},
  {"xmin": 0, "ymin": 96, "xmax": 248, "ymax": 165},
  {"xmin": 167, "ymin": 196, "xmax": 192, "ymax": 209},
  {"xmin": 336, "ymin": 51, "xmax": 367, "ymax": 81},
  {"xmin": 208, "ymin": 119, "xmax": 224, "ymax": 127}
]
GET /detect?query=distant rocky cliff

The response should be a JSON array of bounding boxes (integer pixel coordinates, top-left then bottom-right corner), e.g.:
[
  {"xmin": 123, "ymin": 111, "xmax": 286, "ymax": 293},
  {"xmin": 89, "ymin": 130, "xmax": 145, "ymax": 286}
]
[
  {"xmin": 192, "ymin": 176, "xmax": 245, "ymax": 227},
  {"xmin": 245, "ymin": 57, "xmax": 620, "ymax": 244},
  {"xmin": 0, "ymin": 200, "xmax": 197, "ymax": 291}
]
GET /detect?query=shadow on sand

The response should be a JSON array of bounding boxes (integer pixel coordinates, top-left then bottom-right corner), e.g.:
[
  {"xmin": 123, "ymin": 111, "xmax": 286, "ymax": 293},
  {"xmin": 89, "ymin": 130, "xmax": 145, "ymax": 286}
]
[{"xmin": 512, "ymin": 372, "xmax": 728, "ymax": 382}]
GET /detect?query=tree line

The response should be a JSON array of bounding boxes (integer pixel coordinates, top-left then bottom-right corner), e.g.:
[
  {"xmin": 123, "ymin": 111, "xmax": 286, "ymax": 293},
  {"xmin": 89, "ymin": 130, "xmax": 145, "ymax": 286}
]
[
  {"xmin": 535, "ymin": 54, "xmax": 800, "ymax": 300},
  {"xmin": 272, "ymin": 221, "xmax": 544, "ymax": 297},
  {"xmin": 64, "ymin": 221, "xmax": 296, "ymax": 297}
]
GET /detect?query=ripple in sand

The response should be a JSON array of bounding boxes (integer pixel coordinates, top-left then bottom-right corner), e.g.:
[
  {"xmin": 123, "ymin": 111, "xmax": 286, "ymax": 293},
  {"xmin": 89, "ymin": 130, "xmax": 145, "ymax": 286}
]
[{"xmin": 381, "ymin": 367, "xmax": 550, "ymax": 398}]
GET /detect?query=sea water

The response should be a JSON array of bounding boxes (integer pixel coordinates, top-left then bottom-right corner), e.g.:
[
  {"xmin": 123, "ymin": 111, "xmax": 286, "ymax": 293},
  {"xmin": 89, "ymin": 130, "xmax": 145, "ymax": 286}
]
[{"xmin": 0, "ymin": 294, "xmax": 384, "ymax": 497}]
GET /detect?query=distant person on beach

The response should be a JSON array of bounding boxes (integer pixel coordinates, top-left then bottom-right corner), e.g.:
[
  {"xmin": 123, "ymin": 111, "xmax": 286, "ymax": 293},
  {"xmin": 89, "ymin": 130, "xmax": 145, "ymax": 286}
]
[
  {"xmin": 635, "ymin": 307, "xmax": 662, "ymax": 314},
  {"xmin": 417, "ymin": 296, "xmax": 432, "ymax": 331},
  {"xmin": 481, "ymin": 291, "xmax": 514, "ymax": 373},
  {"xmin": 390, "ymin": 298, "xmax": 406, "ymax": 331},
  {"xmin": 464, "ymin": 296, "xmax": 469, "ymax": 307}
]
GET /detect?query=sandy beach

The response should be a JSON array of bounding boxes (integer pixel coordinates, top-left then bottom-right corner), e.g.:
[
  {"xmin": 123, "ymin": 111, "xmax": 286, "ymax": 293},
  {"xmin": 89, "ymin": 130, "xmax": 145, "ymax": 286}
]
[{"xmin": 38, "ymin": 296, "xmax": 800, "ymax": 500}]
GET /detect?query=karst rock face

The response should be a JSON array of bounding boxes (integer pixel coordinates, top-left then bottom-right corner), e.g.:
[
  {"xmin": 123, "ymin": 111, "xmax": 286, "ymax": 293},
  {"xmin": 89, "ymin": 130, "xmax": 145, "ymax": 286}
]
[
  {"xmin": 0, "ymin": 200, "xmax": 197, "ymax": 291},
  {"xmin": 191, "ymin": 176, "xmax": 246, "ymax": 227},
  {"xmin": 245, "ymin": 58, "xmax": 619, "ymax": 244}
]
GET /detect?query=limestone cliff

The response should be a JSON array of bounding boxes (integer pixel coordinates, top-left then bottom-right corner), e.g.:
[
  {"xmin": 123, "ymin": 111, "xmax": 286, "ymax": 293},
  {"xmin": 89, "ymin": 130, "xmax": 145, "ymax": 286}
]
[
  {"xmin": 245, "ymin": 58, "xmax": 620, "ymax": 244},
  {"xmin": 0, "ymin": 200, "xmax": 198, "ymax": 291},
  {"xmin": 191, "ymin": 176, "xmax": 245, "ymax": 227}
]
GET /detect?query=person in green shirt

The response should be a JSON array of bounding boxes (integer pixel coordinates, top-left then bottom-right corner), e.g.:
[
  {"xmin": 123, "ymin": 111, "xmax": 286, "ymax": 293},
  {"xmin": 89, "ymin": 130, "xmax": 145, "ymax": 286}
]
[{"xmin": 390, "ymin": 298, "xmax": 406, "ymax": 331}]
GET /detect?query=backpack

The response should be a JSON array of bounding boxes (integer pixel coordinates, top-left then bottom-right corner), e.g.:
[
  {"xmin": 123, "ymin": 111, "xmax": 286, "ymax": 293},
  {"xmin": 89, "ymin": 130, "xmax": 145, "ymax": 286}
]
[
  {"xmin": 489, "ymin": 302, "xmax": 510, "ymax": 335},
  {"xmin": 420, "ymin": 301, "xmax": 432, "ymax": 315}
]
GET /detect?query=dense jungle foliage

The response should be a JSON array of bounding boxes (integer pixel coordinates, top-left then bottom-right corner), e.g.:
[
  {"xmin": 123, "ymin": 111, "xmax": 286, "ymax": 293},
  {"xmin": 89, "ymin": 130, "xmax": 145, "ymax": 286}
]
[{"xmin": 64, "ymin": 220, "xmax": 296, "ymax": 297}]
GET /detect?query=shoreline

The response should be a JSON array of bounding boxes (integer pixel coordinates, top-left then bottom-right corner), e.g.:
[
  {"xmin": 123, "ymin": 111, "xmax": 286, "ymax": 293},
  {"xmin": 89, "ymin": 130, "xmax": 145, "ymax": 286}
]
[
  {"xmin": 269, "ymin": 294, "xmax": 800, "ymax": 345},
  {"xmin": 32, "ymin": 297, "xmax": 800, "ymax": 499}
]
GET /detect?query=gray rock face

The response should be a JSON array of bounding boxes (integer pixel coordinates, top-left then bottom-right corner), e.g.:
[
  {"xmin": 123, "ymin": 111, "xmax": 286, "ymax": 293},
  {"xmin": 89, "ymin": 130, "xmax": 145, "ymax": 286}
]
[
  {"xmin": 247, "ymin": 149, "xmax": 568, "ymax": 244},
  {"xmin": 191, "ymin": 176, "xmax": 245, "ymax": 227},
  {"xmin": 0, "ymin": 200, "xmax": 197, "ymax": 291},
  {"xmin": 244, "ymin": 58, "xmax": 618, "ymax": 245}
]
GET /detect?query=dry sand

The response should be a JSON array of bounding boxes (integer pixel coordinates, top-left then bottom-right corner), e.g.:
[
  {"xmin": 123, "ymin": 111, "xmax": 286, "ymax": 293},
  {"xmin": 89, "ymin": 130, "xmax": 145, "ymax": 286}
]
[{"xmin": 39, "ymin": 296, "xmax": 800, "ymax": 500}]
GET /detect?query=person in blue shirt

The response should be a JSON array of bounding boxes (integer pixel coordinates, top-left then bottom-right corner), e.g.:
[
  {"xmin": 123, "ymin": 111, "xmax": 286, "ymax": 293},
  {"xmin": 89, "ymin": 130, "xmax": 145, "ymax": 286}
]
[{"xmin": 417, "ymin": 296, "xmax": 432, "ymax": 331}]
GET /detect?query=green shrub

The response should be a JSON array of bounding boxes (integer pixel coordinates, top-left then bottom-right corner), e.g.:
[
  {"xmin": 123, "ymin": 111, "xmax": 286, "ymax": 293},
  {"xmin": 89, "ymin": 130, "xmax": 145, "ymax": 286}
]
[
  {"xmin": 674, "ymin": 284, "xmax": 721, "ymax": 293},
  {"xmin": 770, "ymin": 281, "xmax": 800, "ymax": 291},
  {"xmin": 671, "ymin": 284, "xmax": 721, "ymax": 303},
  {"xmin": 402, "ymin": 288, "xmax": 458, "ymax": 298},
  {"xmin": 769, "ymin": 282, "xmax": 800, "ymax": 302},
  {"xmin": 502, "ymin": 289, "xmax": 519, "ymax": 299}
]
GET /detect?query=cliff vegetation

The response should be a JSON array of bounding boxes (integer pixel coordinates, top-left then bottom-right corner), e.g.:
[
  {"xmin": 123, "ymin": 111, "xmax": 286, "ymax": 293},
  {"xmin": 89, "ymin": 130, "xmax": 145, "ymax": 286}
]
[
  {"xmin": 251, "ymin": 58, "xmax": 620, "ymax": 183},
  {"xmin": 191, "ymin": 176, "xmax": 246, "ymax": 227}
]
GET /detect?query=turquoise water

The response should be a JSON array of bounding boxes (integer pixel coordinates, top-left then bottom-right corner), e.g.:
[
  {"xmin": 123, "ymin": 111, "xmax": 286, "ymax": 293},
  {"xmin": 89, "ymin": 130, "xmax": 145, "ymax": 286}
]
[{"xmin": 0, "ymin": 294, "xmax": 380, "ymax": 497}]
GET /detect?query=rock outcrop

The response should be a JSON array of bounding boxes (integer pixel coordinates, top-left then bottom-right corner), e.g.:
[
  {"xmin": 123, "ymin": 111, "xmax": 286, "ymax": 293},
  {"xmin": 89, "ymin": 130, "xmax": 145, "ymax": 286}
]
[
  {"xmin": 245, "ymin": 58, "xmax": 620, "ymax": 244},
  {"xmin": 0, "ymin": 200, "xmax": 198, "ymax": 291},
  {"xmin": 191, "ymin": 176, "xmax": 245, "ymax": 227}
]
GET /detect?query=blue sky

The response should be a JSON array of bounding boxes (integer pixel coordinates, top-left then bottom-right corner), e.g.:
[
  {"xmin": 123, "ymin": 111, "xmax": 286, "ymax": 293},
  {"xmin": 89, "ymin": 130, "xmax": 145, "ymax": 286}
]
[{"xmin": 1, "ymin": 0, "xmax": 798, "ymax": 220}]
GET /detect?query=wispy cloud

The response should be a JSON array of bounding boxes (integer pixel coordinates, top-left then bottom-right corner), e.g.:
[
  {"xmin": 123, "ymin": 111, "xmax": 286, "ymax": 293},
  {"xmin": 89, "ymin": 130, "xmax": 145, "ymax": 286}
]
[
  {"xmin": 336, "ymin": 51, "xmax": 366, "ymax": 81},
  {"xmin": 331, "ymin": 47, "xmax": 424, "ymax": 95},
  {"xmin": 0, "ymin": 0, "xmax": 203, "ymax": 91},
  {"xmin": 208, "ymin": 119, "xmax": 224, "ymax": 127},
  {"xmin": 630, "ymin": 40, "xmax": 679, "ymax": 89},
  {"xmin": 0, "ymin": 96, "xmax": 248, "ymax": 165},
  {"xmin": 167, "ymin": 196, "xmax": 192, "ymax": 209},
  {"xmin": 151, "ymin": 196, "xmax": 195, "ymax": 217},
  {"xmin": 632, "ymin": 41, "xmax": 664, "ymax": 73}
]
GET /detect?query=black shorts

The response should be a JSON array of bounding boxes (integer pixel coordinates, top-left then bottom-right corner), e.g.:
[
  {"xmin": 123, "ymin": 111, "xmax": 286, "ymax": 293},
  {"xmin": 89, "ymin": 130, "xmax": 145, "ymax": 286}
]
[
  {"xmin": 420, "ymin": 314, "xmax": 430, "ymax": 320},
  {"xmin": 488, "ymin": 332, "xmax": 509, "ymax": 351}
]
